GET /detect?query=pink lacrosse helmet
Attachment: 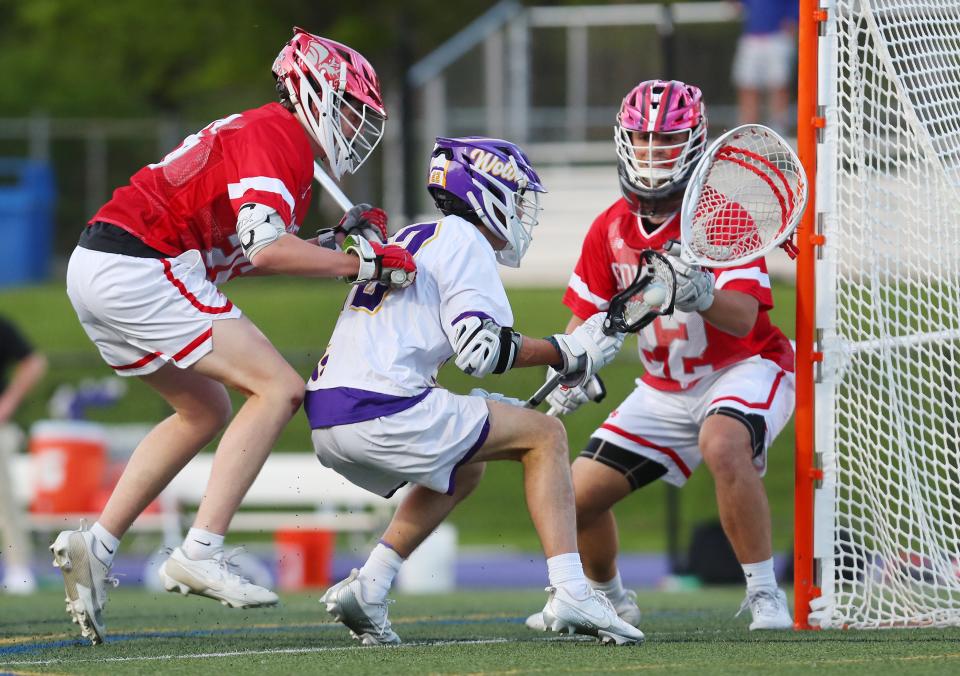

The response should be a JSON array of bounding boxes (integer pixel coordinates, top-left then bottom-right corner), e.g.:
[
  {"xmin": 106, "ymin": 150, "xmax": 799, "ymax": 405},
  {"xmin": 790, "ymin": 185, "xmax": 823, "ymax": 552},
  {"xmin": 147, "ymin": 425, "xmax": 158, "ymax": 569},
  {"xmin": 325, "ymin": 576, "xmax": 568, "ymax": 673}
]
[
  {"xmin": 614, "ymin": 79, "xmax": 708, "ymax": 213},
  {"xmin": 273, "ymin": 28, "xmax": 387, "ymax": 179}
]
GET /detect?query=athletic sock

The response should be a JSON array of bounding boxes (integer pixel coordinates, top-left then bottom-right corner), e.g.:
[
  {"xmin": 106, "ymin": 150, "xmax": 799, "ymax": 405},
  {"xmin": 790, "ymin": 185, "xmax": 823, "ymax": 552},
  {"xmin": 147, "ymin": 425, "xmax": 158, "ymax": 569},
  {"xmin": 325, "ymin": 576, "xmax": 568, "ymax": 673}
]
[
  {"xmin": 358, "ymin": 541, "xmax": 405, "ymax": 604},
  {"xmin": 90, "ymin": 522, "xmax": 120, "ymax": 567},
  {"xmin": 182, "ymin": 528, "xmax": 225, "ymax": 561},
  {"xmin": 742, "ymin": 558, "xmax": 777, "ymax": 593},
  {"xmin": 547, "ymin": 552, "xmax": 593, "ymax": 599},
  {"xmin": 588, "ymin": 570, "xmax": 626, "ymax": 601}
]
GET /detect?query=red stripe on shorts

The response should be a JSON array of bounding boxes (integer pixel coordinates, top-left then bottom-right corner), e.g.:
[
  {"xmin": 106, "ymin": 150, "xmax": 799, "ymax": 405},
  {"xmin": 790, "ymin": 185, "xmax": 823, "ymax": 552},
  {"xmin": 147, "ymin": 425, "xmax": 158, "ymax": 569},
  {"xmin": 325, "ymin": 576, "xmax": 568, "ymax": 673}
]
[
  {"xmin": 161, "ymin": 258, "xmax": 235, "ymax": 314},
  {"xmin": 110, "ymin": 351, "xmax": 161, "ymax": 371},
  {"xmin": 172, "ymin": 327, "xmax": 213, "ymax": 363},
  {"xmin": 599, "ymin": 422, "xmax": 692, "ymax": 478},
  {"xmin": 707, "ymin": 370, "xmax": 786, "ymax": 411}
]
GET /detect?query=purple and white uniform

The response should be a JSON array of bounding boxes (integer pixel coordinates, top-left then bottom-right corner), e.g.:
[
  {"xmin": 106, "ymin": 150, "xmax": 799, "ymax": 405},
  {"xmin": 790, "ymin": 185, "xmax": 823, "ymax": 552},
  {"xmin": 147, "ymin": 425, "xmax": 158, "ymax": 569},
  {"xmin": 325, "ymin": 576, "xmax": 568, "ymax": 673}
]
[{"xmin": 306, "ymin": 214, "xmax": 512, "ymax": 498}]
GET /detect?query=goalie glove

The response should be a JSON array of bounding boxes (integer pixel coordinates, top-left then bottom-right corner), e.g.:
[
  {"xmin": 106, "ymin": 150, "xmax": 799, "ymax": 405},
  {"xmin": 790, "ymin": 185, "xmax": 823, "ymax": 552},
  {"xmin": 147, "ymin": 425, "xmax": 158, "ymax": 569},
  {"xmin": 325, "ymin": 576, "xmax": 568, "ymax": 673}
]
[
  {"xmin": 546, "ymin": 312, "xmax": 624, "ymax": 387},
  {"xmin": 316, "ymin": 203, "xmax": 389, "ymax": 250},
  {"xmin": 343, "ymin": 235, "xmax": 417, "ymax": 289},
  {"xmin": 664, "ymin": 240, "xmax": 715, "ymax": 313},
  {"xmin": 544, "ymin": 370, "xmax": 606, "ymax": 416},
  {"xmin": 469, "ymin": 388, "xmax": 526, "ymax": 408},
  {"xmin": 452, "ymin": 316, "xmax": 522, "ymax": 378}
]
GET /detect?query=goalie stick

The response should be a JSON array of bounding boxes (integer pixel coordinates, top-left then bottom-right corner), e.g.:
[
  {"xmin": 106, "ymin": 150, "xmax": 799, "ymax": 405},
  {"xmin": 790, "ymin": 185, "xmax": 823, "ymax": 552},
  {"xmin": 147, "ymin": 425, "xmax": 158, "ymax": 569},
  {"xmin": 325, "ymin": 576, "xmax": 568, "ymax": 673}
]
[
  {"xmin": 678, "ymin": 124, "xmax": 807, "ymax": 268},
  {"xmin": 526, "ymin": 250, "xmax": 676, "ymax": 410}
]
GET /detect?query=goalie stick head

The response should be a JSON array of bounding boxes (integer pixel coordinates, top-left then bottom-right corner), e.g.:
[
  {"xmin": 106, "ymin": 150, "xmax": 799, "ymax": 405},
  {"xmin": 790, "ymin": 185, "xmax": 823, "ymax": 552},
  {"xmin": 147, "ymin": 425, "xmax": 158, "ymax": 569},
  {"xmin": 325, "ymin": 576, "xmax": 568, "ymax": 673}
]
[
  {"xmin": 615, "ymin": 80, "xmax": 708, "ymax": 215},
  {"xmin": 427, "ymin": 136, "xmax": 546, "ymax": 268},
  {"xmin": 604, "ymin": 250, "xmax": 677, "ymax": 334},
  {"xmin": 273, "ymin": 28, "xmax": 386, "ymax": 179}
]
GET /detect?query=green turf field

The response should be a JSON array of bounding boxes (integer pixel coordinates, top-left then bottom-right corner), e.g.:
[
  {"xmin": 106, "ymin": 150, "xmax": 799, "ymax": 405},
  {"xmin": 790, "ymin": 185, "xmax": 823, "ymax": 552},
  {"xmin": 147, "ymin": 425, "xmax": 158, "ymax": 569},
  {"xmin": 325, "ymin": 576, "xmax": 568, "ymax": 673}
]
[
  {"xmin": 0, "ymin": 278, "xmax": 796, "ymax": 552},
  {"xmin": 2, "ymin": 588, "xmax": 959, "ymax": 675}
]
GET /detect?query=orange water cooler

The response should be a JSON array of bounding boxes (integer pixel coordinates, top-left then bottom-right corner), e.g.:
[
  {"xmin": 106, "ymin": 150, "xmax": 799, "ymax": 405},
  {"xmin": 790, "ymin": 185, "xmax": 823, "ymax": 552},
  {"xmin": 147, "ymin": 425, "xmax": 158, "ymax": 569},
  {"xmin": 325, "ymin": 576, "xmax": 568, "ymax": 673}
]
[
  {"xmin": 28, "ymin": 420, "xmax": 107, "ymax": 513},
  {"xmin": 275, "ymin": 528, "xmax": 335, "ymax": 590}
]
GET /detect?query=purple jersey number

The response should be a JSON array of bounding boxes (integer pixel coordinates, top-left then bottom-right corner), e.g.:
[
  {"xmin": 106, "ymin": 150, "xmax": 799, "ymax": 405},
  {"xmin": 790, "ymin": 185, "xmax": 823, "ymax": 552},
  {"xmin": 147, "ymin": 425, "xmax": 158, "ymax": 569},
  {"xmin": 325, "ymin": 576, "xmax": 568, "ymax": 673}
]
[{"xmin": 348, "ymin": 221, "xmax": 438, "ymax": 312}]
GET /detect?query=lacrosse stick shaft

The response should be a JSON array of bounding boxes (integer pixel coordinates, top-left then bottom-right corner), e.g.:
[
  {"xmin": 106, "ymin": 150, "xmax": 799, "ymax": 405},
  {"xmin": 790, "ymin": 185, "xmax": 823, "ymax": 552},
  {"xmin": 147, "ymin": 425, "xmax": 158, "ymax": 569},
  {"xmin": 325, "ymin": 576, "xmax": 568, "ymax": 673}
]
[
  {"xmin": 525, "ymin": 371, "xmax": 563, "ymax": 409},
  {"xmin": 313, "ymin": 161, "xmax": 354, "ymax": 212}
]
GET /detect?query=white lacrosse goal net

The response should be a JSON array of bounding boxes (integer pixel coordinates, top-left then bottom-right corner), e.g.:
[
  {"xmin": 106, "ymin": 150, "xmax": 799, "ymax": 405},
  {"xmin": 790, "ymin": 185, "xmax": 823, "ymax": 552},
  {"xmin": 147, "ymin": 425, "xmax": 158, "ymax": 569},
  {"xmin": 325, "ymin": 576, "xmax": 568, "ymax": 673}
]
[{"xmin": 810, "ymin": 0, "xmax": 960, "ymax": 628}]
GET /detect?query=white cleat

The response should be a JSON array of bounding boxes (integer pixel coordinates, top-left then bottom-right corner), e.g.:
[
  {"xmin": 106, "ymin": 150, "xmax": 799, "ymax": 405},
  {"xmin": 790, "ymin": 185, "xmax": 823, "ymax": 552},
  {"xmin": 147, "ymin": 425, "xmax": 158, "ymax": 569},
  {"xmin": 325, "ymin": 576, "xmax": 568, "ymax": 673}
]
[
  {"xmin": 526, "ymin": 588, "xmax": 642, "ymax": 631},
  {"xmin": 320, "ymin": 569, "xmax": 400, "ymax": 645},
  {"xmin": 542, "ymin": 586, "xmax": 645, "ymax": 645},
  {"xmin": 737, "ymin": 587, "xmax": 793, "ymax": 630},
  {"xmin": 157, "ymin": 547, "xmax": 278, "ymax": 609},
  {"xmin": 50, "ymin": 525, "xmax": 118, "ymax": 645}
]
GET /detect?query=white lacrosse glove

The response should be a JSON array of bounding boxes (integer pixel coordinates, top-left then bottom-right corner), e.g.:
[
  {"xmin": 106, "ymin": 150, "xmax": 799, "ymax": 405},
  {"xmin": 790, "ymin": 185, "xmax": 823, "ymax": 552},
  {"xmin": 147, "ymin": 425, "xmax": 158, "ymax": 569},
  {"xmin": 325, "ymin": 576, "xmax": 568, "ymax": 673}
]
[
  {"xmin": 664, "ymin": 241, "xmax": 715, "ymax": 313},
  {"xmin": 544, "ymin": 369, "xmax": 606, "ymax": 416},
  {"xmin": 343, "ymin": 235, "xmax": 417, "ymax": 289},
  {"xmin": 547, "ymin": 312, "xmax": 624, "ymax": 387},
  {"xmin": 452, "ymin": 316, "xmax": 522, "ymax": 378},
  {"xmin": 469, "ymin": 388, "xmax": 526, "ymax": 408}
]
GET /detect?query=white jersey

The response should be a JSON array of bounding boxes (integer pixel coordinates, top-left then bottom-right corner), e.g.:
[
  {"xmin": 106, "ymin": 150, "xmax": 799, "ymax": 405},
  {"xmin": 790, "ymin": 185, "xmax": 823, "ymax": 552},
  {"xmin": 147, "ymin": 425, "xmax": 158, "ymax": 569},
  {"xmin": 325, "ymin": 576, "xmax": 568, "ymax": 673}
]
[{"xmin": 304, "ymin": 215, "xmax": 513, "ymax": 427}]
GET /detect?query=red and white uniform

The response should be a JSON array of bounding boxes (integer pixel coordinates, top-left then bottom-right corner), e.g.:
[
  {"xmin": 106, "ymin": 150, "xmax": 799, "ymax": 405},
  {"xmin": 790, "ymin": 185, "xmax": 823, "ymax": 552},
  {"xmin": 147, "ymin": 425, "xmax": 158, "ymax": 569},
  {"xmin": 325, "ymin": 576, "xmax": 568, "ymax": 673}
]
[
  {"xmin": 67, "ymin": 103, "xmax": 314, "ymax": 376},
  {"xmin": 564, "ymin": 198, "xmax": 795, "ymax": 485},
  {"xmin": 93, "ymin": 102, "xmax": 313, "ymax": 284}
]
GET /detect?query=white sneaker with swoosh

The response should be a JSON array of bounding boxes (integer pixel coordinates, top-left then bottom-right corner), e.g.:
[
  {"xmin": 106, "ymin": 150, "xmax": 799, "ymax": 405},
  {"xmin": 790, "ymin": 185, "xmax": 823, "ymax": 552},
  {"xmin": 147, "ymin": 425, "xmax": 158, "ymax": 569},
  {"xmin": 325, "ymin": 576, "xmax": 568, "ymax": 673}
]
[
  {"xmin": 542, "ymin": 586, "xmax": 645, "ymax": 645},
  {"xmin": 526, "ymin": 587, "xmax": 642, "ymax": 631},
  {"xmin": 50, "ymin": 523, "xmax": 119, "ymax": 646},
  {"xmin": 158, "ymin": 547, "xmax": 278, "ymax": 608}
]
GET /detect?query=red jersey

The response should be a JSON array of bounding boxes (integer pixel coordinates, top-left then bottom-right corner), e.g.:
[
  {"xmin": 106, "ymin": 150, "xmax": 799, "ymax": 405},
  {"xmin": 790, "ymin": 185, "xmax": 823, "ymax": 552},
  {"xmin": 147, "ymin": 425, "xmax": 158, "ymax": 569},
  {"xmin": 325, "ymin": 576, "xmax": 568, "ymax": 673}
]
[
  {"xmin": 563, "ymin": 198, "xmax": 794, "ymax": 391},
  {"xmin": 92, "ymin": 103, "xmax": 314, "ymax": 284}
]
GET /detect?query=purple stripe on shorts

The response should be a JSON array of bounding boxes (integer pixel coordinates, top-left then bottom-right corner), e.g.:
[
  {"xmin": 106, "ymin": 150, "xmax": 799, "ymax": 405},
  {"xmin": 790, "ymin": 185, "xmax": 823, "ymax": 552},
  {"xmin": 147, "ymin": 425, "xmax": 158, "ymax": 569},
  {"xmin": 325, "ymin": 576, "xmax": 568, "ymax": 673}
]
[
  {"xmin": 304, "ymin": 387, "xmax": 432, "ymax": 427},
  {"xmin": 445, "ymin": 417, "xmax": 491, "ymax": 496},
  {"xmin": 451, "ymin": 310, "xmax": 494, "ymax": 325}
]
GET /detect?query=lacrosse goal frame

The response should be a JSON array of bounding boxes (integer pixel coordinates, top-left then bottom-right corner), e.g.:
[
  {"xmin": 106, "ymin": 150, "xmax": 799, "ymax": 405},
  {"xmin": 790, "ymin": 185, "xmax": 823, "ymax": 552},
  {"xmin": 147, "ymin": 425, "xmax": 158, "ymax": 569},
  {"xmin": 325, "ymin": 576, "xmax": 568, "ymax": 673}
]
[{"xmin": 794, "ymin": 0, "xmax": 960, "ymax": 629}]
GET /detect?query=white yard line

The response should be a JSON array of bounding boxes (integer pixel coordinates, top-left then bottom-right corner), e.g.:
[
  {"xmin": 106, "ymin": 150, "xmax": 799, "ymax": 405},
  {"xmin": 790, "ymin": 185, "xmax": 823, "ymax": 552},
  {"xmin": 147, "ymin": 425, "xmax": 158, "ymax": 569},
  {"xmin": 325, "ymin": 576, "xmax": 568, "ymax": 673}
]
[{"xmin": 0, "ymin": 638, "xmax": 515, "ymax": 667}]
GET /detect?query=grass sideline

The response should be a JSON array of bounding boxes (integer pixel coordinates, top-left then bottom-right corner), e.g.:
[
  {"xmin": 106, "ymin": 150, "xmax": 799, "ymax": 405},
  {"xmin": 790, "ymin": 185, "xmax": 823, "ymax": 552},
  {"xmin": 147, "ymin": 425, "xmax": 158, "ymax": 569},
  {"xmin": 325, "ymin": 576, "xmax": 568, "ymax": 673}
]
[
  {"xmin": 2, "ymin": 588, "xmax": 959, "ymax": 675},
  {"xmin": 0, "ymin": 278, "xmax": 796, "ymax": 552}
]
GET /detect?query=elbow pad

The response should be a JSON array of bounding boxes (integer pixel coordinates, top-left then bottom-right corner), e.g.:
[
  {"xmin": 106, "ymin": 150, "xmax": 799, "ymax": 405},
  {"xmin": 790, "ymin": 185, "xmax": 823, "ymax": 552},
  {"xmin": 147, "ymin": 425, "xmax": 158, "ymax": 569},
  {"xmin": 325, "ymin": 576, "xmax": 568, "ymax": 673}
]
[
  {"xmin": 236, "ymin": 202, "xmax": 286, "ymax": 260},
  {"xmin": 452, "ymin": 316, "xmax": 522, "ymax": 378}
]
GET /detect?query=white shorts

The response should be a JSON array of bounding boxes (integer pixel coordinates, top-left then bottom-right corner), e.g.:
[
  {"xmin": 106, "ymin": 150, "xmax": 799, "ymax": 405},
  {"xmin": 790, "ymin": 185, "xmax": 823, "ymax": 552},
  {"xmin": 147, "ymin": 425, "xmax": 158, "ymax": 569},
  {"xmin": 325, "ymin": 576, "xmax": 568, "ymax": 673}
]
[
  {"xmin": 66, "ymin": 246, "xmax": 241, "ymax": 377},
  {"xmin": 311, "ymin": 388, "xmax": 490, "ymax": 498},
  {"xmin": 592, "ymin": 356, "xmax": 795, "ymax": 487},
  {"xmin": 732, "ymin": 33, "xmax": 794, "ymax": 89}
]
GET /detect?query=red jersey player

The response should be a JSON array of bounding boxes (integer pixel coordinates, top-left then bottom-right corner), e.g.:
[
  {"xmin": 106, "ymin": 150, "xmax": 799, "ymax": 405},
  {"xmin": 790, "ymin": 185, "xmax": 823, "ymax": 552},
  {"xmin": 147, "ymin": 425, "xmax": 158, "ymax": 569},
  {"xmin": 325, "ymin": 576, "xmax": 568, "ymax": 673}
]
[
  {"xmin": 525, "ymin": 80, "xmax": 796, "ymax": 633},
  {"xmin": 52, "ymin": 28, "xmax": 415, "ymax": 646}
]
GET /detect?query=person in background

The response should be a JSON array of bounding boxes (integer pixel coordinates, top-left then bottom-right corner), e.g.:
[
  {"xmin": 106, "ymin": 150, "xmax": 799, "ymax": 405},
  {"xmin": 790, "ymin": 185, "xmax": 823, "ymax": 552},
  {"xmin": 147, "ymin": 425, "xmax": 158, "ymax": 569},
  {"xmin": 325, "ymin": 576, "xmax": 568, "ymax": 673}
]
[
  {"xmin": 731, "ymin": 0, "xmax": 799, "ymax": 133},
  {"xmin": 0, "ymin": 314, "xmax": 48, "ymax": 594}
]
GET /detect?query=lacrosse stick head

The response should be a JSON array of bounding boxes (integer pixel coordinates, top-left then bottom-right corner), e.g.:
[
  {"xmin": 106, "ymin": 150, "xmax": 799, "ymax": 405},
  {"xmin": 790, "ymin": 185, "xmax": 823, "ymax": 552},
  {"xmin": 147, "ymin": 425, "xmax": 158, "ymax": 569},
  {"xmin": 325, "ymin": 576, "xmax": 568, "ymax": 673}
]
[
  {"xmin": 680, "ymin": 124, "xmax": 808, "ymax": 268},
  {"xmin": 427, "ymin": 136, "xmax": 546, "ymax": 268},
  {"xmin": 603, "ymin": 250, "xmax": 677, "ymax": 334},
  {"xmin": 273, "ymin": 28, "xmax": 386, "ymax": 179},
  {"xmin": 615, "ymin": 80, "xmax": 708, "ymax": 213}
]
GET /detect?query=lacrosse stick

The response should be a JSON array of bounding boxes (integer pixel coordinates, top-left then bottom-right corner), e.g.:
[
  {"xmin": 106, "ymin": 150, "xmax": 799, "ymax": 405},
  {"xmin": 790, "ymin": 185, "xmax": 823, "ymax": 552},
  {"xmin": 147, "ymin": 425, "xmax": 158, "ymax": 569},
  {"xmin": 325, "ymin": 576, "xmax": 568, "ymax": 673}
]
[
  {"xmin": 526, "ymin": 250, "xmax": 677, "ymax": 410},
  {"xmin": 678, "ymin": 124, "xmax": 807, "ymax": 268},
  {"xmin": 314, "ymin": 161, "xmax": 354, "ymax": 211}
]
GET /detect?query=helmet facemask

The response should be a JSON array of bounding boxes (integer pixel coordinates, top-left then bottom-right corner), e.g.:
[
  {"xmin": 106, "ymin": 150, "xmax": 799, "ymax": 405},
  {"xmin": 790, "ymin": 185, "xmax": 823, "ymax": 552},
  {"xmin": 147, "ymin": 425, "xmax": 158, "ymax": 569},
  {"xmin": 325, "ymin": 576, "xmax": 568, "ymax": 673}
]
[{"xmin": 285, "ymin": 53, "xmax": 384, "ymax": 179}]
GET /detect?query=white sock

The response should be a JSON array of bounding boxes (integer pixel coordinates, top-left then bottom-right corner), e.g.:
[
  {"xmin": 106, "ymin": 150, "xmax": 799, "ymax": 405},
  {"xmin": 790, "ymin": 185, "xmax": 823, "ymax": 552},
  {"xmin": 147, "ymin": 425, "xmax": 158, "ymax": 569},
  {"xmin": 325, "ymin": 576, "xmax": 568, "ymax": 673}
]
[
  {"xmin": 547, "ymin": 552, "xmax": 592, "ymax": 599},
  {"xmin": 588, "ymin": 570, "xmax": 626, "ymax": 600},
  {"xmin": 358, "ymin": 541, "xmax": 405, "ymax": 603},
  {"xmin": 90, "ymin": 522, "xmax": 120, "ymax": 567},
  {"xmin": 181, "ymin": 528, "xmax": 224, "ymax": 560},
  {"xmin": 742, "ymin": 558, "xmax": 777, "ymax": 593}
]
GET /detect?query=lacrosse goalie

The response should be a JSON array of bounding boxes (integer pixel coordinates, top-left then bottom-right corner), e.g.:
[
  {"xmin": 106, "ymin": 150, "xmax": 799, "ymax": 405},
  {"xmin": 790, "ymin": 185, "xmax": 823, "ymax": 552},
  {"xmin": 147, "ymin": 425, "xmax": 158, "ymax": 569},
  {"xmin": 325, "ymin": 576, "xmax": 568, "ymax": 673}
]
[
  {"xmin": 524, "ymin": 79, "xmax": 797, "ymax": 632},
  {"xmin": 53, "ymin": 28, "xmax": 415, "ymax": 646},
  {"xmin": 308, "ymin": 137, "xmax": 644, "ymax": 647}
]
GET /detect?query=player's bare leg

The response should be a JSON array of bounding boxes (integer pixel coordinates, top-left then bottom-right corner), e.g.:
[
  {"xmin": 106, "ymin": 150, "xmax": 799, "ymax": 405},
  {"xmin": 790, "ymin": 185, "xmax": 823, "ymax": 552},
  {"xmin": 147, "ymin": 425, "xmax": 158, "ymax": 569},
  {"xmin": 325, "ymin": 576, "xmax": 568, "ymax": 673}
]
[
  {"xmin": 97, "ymin": 365, "xmax": 232, "ymax": 537},
  {"xmin": 699, "ymin": 413, "xmax": 790, "ymax": 629},
  {"xmin": 571, "ymin": 457, "xmax": 632, "ymax": 582},
  {"xmin": 698, "ymin": 414, "xmax": 771, "ymax": 564},
  {"xmin": 380, "ymin": 463, "xmax": 486, "ymax": 557},
  {"xmin": 737, "ymin": 87, "xmax": 761, "ymax": 125}
]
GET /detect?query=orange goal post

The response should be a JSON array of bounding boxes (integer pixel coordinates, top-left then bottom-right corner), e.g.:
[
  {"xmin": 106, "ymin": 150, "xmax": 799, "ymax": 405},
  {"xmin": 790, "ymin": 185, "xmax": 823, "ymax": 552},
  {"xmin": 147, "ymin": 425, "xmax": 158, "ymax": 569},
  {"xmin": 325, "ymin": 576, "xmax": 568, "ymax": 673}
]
[{"xmin": 794, "ymin": 0, "xmax": 960, "ymax": 629}]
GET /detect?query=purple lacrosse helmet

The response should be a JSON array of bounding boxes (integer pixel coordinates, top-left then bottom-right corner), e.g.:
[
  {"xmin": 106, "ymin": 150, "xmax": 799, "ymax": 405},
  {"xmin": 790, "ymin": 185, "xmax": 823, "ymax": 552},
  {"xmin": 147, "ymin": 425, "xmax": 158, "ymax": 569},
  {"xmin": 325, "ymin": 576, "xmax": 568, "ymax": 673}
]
[
  {"xmin": 614, "ymin": 79, "xmax": 708, "ymax": 214},
  {"xmin": 427, "ymin": 136, "xmax": 546, "ymax": 267}
]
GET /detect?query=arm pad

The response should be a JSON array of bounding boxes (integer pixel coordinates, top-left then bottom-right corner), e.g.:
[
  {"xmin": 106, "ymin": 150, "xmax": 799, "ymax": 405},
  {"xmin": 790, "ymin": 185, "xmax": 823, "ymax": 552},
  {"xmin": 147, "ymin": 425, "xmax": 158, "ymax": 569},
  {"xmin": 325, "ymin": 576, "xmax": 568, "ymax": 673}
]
[
  {"xmin": 452, "ymin": 316, "xmax": 522, "ymax": 378},
  {"xmin": 236, "ymin": 203, "xmax": 286, "ymax": 261}
]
